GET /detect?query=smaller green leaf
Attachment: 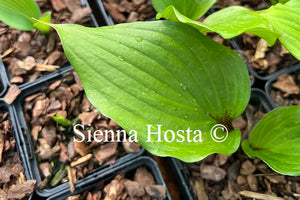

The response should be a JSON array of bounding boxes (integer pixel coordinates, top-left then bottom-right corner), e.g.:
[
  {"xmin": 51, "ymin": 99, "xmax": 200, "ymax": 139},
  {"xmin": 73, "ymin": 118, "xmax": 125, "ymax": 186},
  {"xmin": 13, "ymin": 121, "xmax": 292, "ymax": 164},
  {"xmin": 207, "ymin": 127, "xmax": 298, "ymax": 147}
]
[
  {"xmin": 156, "ymin": 6, "xmax": 211, "ymax": 33},
  {"xmin": 52, "ymin": 114, "xmax": 72, "ymax": 127},
  {"xmin": 242, "ymin": 106, "xmax": 300, "ymax": 176},
  {"xmin": 0, "ymin": 0, "xmax": 41, "ymax": 31},
  {"xmin": 34, "ymin": 12, "xmax": 51, "ymax": 34},
  {"xmin": 158, "ymin": 0, "xmax": 300, "ymax": 60},
  {"xmin": 153, "ymin": 0, "xmax": 216, "ymax": 20},
  {"xmin": 204, "ymin": 6, "xmax": 278, "ymax": 45},
  {"xmin": 205, "ymin": 0, "xmax": 300, "ymax": 59}
]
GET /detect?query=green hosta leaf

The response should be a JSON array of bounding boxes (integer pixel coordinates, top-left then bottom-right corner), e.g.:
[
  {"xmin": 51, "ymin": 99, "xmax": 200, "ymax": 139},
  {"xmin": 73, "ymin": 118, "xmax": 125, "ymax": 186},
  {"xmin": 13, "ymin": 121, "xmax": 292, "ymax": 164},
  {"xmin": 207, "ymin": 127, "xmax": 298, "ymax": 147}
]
[
  {"xmin": 34, "ymin": 11, "xmax": 51, "ymax": 34},
  {"xmin": 205, "ymin": 0, "xmax": 300, "ymax": 59},
  {"xmin": 51, "ymin": 20, "xmax": 250, "ymax": 162},
  {"xmin": 204, "ymin": 6, "xmax": 278, "ymax": 45},
  {"xmin": 242, "ymin": 106, "xmax": 300, "ymax": 176},
  {"xmin": 156, "ymin": 6, "xmax": 277, "ymax": 45},
  {"xmin": 152, "ymin": 0, "xmax": 216, "ymax": 20},
  {"xmin": 158, "ymin": 0, "xmax": 300, "ymax": 60},
  {"xmin": 156, "ymin": 6, "xmax": 211, "ymax": 33},
  {"xmin": 0, "ymin": 0, "xmax": 41, "ymax": 31}
]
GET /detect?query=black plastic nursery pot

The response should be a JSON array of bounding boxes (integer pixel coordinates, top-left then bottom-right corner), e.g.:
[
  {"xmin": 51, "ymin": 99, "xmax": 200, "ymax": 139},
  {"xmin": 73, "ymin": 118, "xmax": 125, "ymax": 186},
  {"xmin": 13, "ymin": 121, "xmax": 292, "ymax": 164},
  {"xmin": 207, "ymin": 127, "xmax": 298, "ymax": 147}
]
[
  {"xmin": 265, "ymin": 62, "xmax": 300, "ymax": 109},
  {"xmin": 87, "ymin": 0, "xmax": 115, "ymax": 26},
  {"xmin": 14, "ymin": 67, "xmax": 145, "ymax": 198},
  {"xmin": 0, "ymin": 59, "xmax": 9, "ymax": 98},
  {"xmin": 0, "ymin": 102, "xmax": 35, "ymax": 200},
  {"xmin": 0, "ymin": 0, "xmax": 100, "ymax": 90},
  {"xmin": 46, "ymin": 156, "xmax": 171, "ymax": 200},
  {"xmin": 168, "ymin": 88, "xmax": 274, "ymax": 200}
]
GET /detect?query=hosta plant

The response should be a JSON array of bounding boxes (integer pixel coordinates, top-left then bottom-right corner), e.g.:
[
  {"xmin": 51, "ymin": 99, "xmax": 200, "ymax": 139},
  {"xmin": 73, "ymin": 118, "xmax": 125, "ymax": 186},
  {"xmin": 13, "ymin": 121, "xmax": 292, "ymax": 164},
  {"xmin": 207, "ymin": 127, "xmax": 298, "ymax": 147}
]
[{"xmin": 1, "ymin": 0, "xmax": 299, "ymax": 176}]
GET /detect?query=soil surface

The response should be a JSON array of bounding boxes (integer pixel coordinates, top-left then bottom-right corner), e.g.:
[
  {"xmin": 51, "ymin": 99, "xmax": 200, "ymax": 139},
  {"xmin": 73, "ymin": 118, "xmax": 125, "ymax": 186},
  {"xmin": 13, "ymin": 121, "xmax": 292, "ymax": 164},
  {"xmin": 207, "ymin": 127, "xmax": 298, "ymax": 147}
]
[
  {"xmin": 270, "ymin": 72, "xmax": 300, "ymax": 106},
  {"xmin": 23, "ymin": 71, "xmax": 141, "ymax": 191},
  {"xmin": 103, "ymin": 0, "xmax": 156, "ymax": 23},
  {"xmin": 0, "ymin": 0, "xmax": 93, "ymax": 85},
  {"xmin": 0, "ymin": 110, "xmax": 36, "ymax": 199},
  {"xmin": 66, "ymin": 166, "xmax": 166, "ymax": 200}
]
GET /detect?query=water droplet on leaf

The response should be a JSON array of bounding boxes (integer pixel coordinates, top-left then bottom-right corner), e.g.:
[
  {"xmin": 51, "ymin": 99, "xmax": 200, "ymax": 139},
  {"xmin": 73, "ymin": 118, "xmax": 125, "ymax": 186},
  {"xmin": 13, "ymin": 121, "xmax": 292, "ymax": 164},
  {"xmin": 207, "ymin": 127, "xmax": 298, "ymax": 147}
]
[
  {"xmin": 118, "ymin": 56, "xmax": 124, "ymax": 61},
  {"xmin": 184, "ymin": 115, "xmax": 188, "ymax": 119},
  {"xmin": 179, "ymin": 83, "xmax": 187, "ymax": 91},
  {"xmin": 135, "ymin": 37, "xmax": 143, "ymax": 42}
]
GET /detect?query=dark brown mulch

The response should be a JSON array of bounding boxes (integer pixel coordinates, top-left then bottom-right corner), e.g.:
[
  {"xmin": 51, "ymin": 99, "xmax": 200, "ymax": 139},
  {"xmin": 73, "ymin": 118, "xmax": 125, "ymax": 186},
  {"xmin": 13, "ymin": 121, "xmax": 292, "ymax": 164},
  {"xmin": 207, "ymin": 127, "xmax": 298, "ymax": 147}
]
[
  {"xmin": 0, "ymin": 110, "xmax": 36, "ymax": 200},
  {"xmin": 0, "ymin": 0, "xmax": 93, "ymax": 85},
  {"xmin": 23, "ymin": 70, "xmax": 141, "ymax": 190},
  {"xmin": 103, "ymin": 0, "xmax": 156, "ymax": 23},
  {"xmin": 238, "ymin": 35, "xmax": 297, "ymax": 77},
  {"xmin": 271, "ymin": 73, "xmax": 300, "ymax": 106},
  {"xmin": 66, "ymin": 166, "xmax": 166, "ymax": 200},
  {"xmin": 187, "ymin": 102, "xmax": 300, "ymax": 200}
]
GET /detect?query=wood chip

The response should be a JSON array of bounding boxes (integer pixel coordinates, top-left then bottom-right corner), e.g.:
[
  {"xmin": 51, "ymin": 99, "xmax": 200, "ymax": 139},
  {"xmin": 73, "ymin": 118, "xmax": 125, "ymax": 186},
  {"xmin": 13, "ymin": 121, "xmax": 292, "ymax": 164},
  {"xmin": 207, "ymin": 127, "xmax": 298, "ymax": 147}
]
[
  {"xmin": 65, "ymin": 0, "xmax": 82, "ymax": 12},
  {"xmin": 0, "ymin": 133, "xmax": 3, "ymax": 163},
  {"xmin": 104, "ymin": 179, "xmax": 124, "ymax": 199},
  {"xmin": 78, "ymin": 111, "xmax": 99, "ymax": 125},
  {"xmin": 193, "ymin": 179, "xmax": 208, "ymax": 200},
  {"xmin": 94, "ymin": 142, "xmax": 118, "ymax": 165},
  {"xmin": 247, "ymin": 175, "xmax": 258, "ymax": 191},
  {"xmin": 7, "ymin": 180, "xmax": 36, "ymax": 199},
  {"xmin": 265, "ymin": 175, "xmax": 286, "ymax": 184},
  {"xmin": 49, "ymin": 80, "xmax": 62, "ymax": 91},
  {"xmin": 3, "ymin": 85, "xmax": 21, "ymax": 105},
  {"xmin": 35, "ymin": 63, "xmax": 60, "ymax": 72},
  {"xmin": 254, "ymin": 39, "xmax": 269, "ymax": 61},
  {"xmin": 41, "ymin": 126, "xmax": 57, "ymax": 146},
  {"xmin": 71, "ymin": 8, "xmax": 92, "ymax": 23},
  {"xmin": 39, "ymin": 162, "xmax": 52, "ymax": 178},
  {"xmin": 17, "ymin": 56, "xmax": 36, "ymax": 71},
  {"xmin": 50, "ymin": 0, "xmax": 67, "ymax": 12},
  {"xmin": 232, "ymin": 116, "xmax": 247, "ymax": 130},
  {"xmin": 239, "ymin": 190, "xmax": 284, "ymax": 200},
  {"xmin": 70, "ymin": 153, "xmax": 93, "ymax": 167},
  {"xmin": 123, "ymin": 180, "xmax": 145, "ymax": 197},
  {"xmin": 44, "ymin": 51, "xmax": 61, "ymax": 65},
  {"xmin": 273, "ymin": 74, "xmax": 299, "ymax": 95},
  {"xmin": 0, "ymin": 47, "xmax": 14, "ymax": 59},
  {"xmin": 10, "ymin": 76, "xmax": 24, "ymax": 84},
  {"xmin": 33, "ymin": 99, "xmax": 49, "ymax": 118},
  {"xmin": 122, "ymin": 140, "xmax": 140, "ymax": 153},
  {"xmin": 134, "ymin": 167, "xmax": 156, "ymax": 188},
  {"xmin": 31, "ymin": 126, "xmax": 42, "ymax": 141},
  {"xmin": 145, "ymin": 185, "xmax": 166, "ymax": 199},
  {"xmin": 47, "ymin": 100, "xmax": 62, "ymax": 112},
  {"xmin": 240, "ymin": 160, "xmax": 256, "ymax": 175},
  {"xmin": 200, "ymin": 164, "xmax": 226, "ymax": 181}
]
